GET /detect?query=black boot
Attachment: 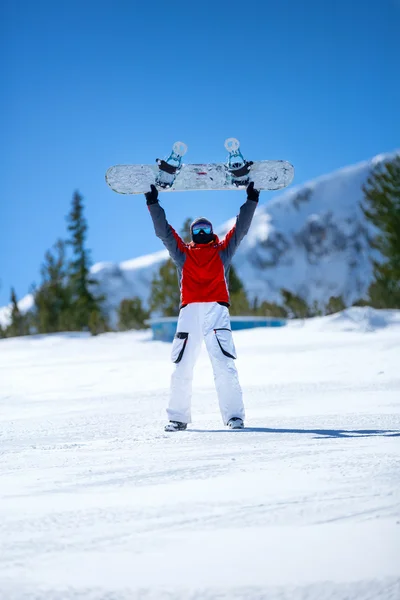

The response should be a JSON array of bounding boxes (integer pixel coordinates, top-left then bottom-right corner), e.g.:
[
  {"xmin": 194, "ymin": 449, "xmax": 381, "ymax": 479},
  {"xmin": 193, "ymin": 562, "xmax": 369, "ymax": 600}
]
[
  {"xmin": 165, "ymin": 421, "xmax": 187, "ymax": 432},
  {"xmin": 227, "ymin": 417, "xmax": 244, "ymax": 429}
]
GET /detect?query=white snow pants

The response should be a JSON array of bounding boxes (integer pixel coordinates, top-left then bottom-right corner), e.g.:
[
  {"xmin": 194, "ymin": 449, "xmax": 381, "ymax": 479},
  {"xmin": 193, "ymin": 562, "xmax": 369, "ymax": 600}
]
[{"xmin": 168, "ymin": 302, "xmax": 245, "ymax": 425}]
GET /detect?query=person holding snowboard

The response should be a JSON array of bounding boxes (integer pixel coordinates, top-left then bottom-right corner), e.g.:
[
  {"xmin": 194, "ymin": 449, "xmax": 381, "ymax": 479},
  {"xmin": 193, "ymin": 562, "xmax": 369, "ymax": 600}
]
[{"xmin": 145, "ymin": 182, "xmax": 260, "ymax": 431}]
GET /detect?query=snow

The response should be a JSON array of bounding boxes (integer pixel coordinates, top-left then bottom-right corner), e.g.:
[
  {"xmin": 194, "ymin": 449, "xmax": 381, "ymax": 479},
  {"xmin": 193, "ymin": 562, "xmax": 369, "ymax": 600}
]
[
  {"xmin": 2, "ymin": 150, "xmax": 399, "ymax": 329},
  {"xmin": 1, "ymin": 308, "xmax": 399, "ymax": 599}
]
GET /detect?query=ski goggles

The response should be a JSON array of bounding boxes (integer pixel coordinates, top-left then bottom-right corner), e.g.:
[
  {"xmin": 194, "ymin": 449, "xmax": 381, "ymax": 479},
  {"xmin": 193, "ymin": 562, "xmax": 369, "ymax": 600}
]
[{"xmin": 192, "ymin": 225, "xmax": 212, "ymax": 235}]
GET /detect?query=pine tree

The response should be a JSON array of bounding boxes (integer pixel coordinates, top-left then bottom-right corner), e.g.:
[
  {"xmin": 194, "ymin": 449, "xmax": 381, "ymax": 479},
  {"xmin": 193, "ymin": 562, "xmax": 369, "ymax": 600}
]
[
  {"xmin": 7, "ymin": 288, "xmax": 29, "ymax": 337},
  {"xmin": 180, "ymin": 217, "xmax": 193, "ymax": 242},
  {"xmin": 228, "ymin": 264, "xmax": 251, "ymax": 316},
  {"xmin": 281, "ymin": 289, "xmax": 311, "ymax": 319},
  {"xmin": 150, "ymin": 259, "xmax": 181, "ymax": 316},
  {"xmin": 229, "ymin": 264, "xmax": 245, "ymax": 295},
  {"xmin": 325, "ymin": 295, "xmax": 346, "ymax": 315},
  {"xmin": 362, "ymin": 156, "xmax": 400, "ymax": 308},
  {"xmin": 87, "ymin": 309, "xmax": 108, "ymax": 336},
  {"xmin": 118, "ymin": 297, "xmax": 150, "ymax": 330},
  {"xmin": 66, "ymin": 191, "xmax": 106, "ymax": 331},
  {"xmin": 229, "ymin": 289, "xmax": 251, "ymax": 315},
  {"xmin": 149, "ymin": 218, "xmax": 192, "ymax": 317},
  {"xmin": 253, "ymin": 298, "xmax": 288, "ymax": 318},
  {"xmin": 34, "ymin": 240, "xmax": 72, "ymax": 333}
]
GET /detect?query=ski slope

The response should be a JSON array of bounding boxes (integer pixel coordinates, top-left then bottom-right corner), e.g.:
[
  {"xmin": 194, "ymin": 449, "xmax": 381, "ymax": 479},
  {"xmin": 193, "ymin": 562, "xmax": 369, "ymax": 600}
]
[{"xmin": 1, "ymin": 308, "xmax": 400, "ymax": 600}]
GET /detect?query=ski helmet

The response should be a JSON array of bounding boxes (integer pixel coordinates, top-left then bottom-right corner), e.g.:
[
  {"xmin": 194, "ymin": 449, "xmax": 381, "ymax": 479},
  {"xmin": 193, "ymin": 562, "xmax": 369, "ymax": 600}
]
[{"xmin": 190, "ymin": 217, "xmax": 214, "ymax": 244}]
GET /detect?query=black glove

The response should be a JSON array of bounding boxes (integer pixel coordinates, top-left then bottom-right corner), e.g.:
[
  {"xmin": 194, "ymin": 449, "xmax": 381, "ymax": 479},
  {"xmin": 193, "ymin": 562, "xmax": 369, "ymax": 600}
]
[
  {"xmin": 145, "ymin": 184, "xmax": 159, "ymax": 205},
  {"xmin": 247, "ymin": 181, "xmax": 260, "ymax": 202}
]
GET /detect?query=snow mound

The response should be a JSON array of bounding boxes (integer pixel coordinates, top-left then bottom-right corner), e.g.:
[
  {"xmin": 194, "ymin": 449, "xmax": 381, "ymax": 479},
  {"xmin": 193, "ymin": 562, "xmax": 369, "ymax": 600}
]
[{"xmin": 302, "ymin": 307, "xmax": 400, "ymax": 333}]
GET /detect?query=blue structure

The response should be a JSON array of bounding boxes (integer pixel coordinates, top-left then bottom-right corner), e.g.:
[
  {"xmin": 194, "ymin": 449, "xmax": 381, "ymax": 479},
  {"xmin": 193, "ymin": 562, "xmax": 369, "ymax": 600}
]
[{"xmin": 147, "ymin": 316, "xmax": 286, "ymax": 343}]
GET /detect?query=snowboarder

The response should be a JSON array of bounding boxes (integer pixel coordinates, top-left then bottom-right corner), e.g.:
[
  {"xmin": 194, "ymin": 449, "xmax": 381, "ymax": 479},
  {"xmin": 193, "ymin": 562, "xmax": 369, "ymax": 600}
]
[{"xmin": 145, "ymin": 182, "xmax": 260, "ymax": 431}]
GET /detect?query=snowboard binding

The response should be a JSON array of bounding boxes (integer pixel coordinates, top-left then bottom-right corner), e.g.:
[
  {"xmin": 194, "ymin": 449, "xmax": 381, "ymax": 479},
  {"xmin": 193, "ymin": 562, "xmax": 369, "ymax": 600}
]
[
  {"xmin": 224, "ymin": 138, "xmax": 253, "ymax": 187},
  {"xmin": 155, "ymin": 138, "xmax": 253, "ymax": 189},
  {"xmin": 156, "ymin": 141, "xmax": 187, "ymax": 188}
]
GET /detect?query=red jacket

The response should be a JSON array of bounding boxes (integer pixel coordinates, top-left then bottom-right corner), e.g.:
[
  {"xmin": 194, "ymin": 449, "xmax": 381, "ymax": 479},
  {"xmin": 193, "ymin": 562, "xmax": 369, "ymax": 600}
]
[{"xmin": 149, "ymin": 199, "xmax": 257, "ymax": 307}]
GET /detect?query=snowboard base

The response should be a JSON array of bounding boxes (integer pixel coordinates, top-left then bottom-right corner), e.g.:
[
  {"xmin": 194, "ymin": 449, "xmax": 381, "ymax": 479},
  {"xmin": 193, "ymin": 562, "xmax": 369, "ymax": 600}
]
[{"xmin": 106, "ymin": 160, "xmax": 294, "ymax": 195}]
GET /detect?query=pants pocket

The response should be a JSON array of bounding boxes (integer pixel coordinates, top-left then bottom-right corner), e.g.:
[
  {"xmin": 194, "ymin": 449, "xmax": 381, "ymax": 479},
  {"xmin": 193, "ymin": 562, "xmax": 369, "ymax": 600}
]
[
  {"xmin": 171, "ymin": 332, "xmax": 189, "ymax": 363},
  {"xmin": 214, "ymin": 328, "xmax": 237, "ymax": 359}
]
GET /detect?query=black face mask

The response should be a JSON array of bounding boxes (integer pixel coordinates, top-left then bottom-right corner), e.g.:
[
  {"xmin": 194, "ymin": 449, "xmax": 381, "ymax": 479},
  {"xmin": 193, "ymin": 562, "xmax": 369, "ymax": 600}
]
[{"xmin": 192, "ymin": 230, "xmax": 215, "ymax": 245}]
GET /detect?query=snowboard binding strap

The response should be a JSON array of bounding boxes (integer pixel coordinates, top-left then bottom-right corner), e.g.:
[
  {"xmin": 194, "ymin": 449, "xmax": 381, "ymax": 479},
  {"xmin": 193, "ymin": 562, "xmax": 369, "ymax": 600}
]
[
  {"xmin": 156, "ymin": 159, "xmax": 180, "ymax": 175},
  {"xmin": 228, "ymin": 161, "xmax": 254, "ymax": 178}
]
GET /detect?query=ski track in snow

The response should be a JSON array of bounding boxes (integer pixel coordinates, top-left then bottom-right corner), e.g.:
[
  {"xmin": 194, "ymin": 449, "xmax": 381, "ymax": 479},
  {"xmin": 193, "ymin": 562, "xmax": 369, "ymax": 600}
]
[{"xmin": 1, "ymin": 311, "xmax": 400, "ymax": 599}]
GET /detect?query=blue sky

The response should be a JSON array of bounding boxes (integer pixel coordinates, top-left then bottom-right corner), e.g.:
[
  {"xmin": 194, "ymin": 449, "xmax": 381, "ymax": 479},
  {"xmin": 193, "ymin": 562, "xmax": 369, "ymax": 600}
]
[{"xmin": 1, "ymin": 0, "xmax": 399, "ymax": 306}]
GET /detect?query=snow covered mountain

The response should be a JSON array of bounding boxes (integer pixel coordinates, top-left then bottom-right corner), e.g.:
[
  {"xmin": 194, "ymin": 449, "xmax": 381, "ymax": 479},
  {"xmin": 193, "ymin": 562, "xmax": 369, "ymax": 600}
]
[
  {"xmin": 234, "ymin": 152, "xmax": 392, "ymax": 306},
  {"xmin": 1, "ymin": 151, "xmax": 398, "ymax": 327}
]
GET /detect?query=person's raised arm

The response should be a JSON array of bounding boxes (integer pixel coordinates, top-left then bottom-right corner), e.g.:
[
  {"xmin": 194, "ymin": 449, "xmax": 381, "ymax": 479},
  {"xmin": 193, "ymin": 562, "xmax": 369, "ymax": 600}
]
[
  {"xmin": 219, "ymin": 182, "xmax": 259, "ymax": 265},
  {"xmin": 145, "ymin": 185, "xmax": 186, "ymax": 266}
]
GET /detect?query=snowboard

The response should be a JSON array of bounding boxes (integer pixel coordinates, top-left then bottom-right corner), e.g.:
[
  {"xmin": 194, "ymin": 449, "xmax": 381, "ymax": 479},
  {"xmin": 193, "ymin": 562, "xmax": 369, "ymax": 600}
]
[{"xmin": 105, "ymin": 138, "xmax": 294, "ymax": 195}]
